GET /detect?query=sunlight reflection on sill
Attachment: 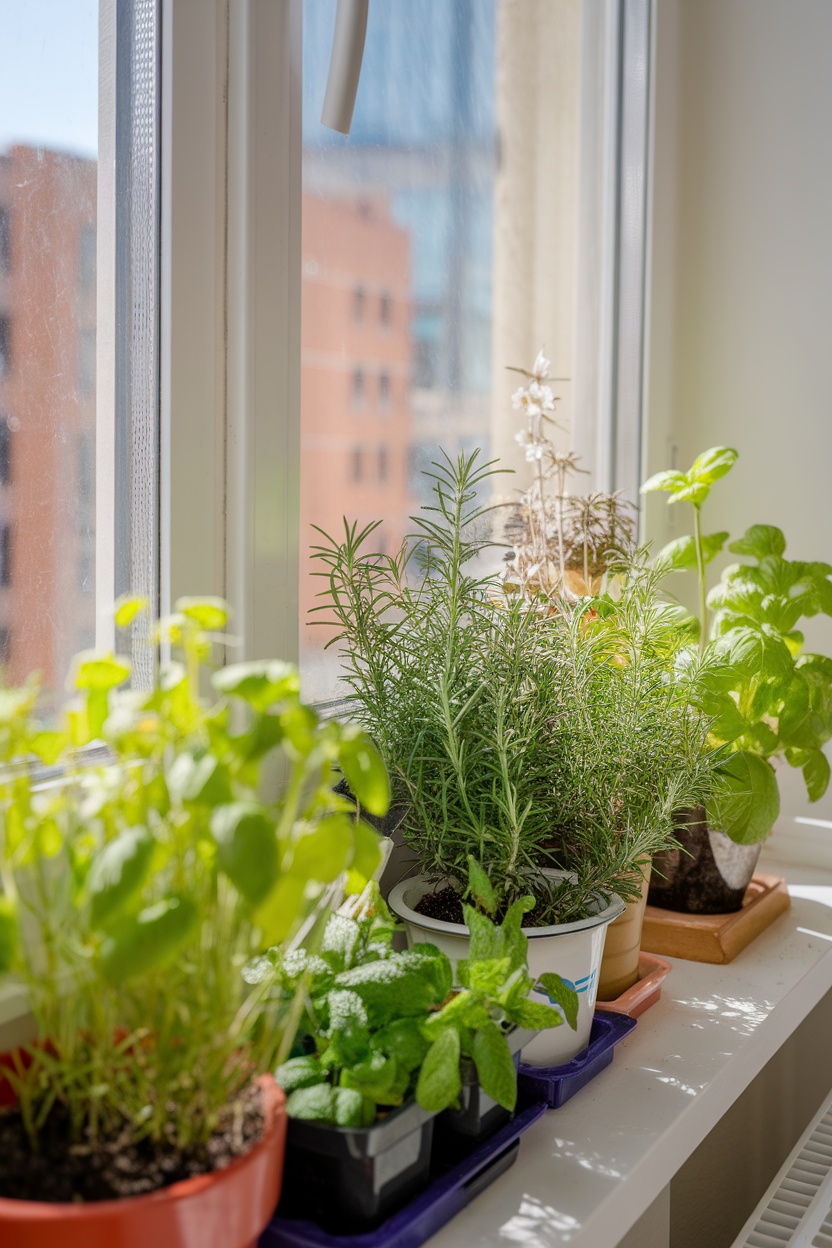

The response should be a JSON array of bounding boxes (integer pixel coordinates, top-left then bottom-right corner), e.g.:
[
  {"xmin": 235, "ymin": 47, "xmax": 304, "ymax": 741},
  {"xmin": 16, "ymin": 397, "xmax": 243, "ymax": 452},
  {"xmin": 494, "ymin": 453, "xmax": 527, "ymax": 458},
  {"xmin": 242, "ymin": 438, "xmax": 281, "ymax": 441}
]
[
  {"xmin": 500, "ymin": 1196, "xmax": 580, "ymax": 1246},
  {"xmin": 790, "ymin": 884, "xmax": 832, "ymax": 909},
  {"xmin": 796, "ymin": 925, "xmax": 832, "ymax": 943}
]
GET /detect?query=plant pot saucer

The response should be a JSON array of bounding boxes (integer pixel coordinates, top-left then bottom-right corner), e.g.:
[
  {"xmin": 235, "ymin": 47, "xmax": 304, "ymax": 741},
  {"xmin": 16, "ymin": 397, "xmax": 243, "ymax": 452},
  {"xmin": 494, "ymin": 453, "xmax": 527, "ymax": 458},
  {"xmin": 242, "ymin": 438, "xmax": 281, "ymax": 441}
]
[
  {"xmin": 595, "ymin": 952, "xmax": 672, "ymax": 1019},
  {"xmin": 640, "ymin": 872, "xmax": 790, "ymax": 964},
  {"xmin": 517, "ymin": 1011, "xmax": 637, "ymax": 1109},
  {"xmin": 261, "ymin": 1095, "xmax": 546, "ymax": 1248}
]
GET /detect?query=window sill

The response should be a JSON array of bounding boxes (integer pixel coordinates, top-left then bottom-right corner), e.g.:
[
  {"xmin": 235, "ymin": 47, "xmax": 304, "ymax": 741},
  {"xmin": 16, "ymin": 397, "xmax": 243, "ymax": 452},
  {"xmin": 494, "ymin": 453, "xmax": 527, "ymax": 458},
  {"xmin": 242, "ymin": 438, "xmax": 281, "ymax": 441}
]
[{"xmin": 425, "ymin": 853, "xmax": 832, "ymax": 1248}]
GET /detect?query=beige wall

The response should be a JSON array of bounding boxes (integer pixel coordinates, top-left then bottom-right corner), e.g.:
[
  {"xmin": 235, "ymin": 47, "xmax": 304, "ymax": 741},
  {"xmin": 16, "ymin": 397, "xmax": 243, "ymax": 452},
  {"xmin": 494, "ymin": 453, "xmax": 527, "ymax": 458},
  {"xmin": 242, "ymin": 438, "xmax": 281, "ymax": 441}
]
[{"xmin": 646, "ymin": 0, "xmax": 832, "ymax": 837}]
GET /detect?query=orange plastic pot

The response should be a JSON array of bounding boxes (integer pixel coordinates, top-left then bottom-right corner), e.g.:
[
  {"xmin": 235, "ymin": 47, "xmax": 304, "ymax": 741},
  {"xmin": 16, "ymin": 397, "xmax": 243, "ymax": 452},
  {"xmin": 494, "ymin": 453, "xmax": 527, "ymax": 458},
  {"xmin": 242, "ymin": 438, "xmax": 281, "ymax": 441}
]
[{"xmin": 0, "ymin": 1075, "xmax": 286, "ymax": 1248}]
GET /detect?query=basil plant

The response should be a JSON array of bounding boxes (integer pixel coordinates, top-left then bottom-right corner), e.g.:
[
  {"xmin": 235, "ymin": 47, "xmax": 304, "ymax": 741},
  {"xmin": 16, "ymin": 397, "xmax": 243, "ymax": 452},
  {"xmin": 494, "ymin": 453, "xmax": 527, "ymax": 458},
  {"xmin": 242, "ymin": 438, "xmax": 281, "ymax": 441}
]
[
  {"xmin": 0, "ymin": 597, "xmax": 389, "ymax": 1156},
  {"xmin": 644, "ymin": 450, "xmax": 832, "ymax": 843}
]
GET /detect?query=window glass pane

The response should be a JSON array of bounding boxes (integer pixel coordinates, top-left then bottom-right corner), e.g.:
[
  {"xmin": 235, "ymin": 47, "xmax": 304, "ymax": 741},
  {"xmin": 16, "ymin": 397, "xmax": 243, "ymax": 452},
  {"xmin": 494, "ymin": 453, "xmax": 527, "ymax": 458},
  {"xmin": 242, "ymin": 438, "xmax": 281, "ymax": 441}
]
[
  {"xmin": 0, "ymin": 1, "xmax": 98, "ymax": 697},
  {"xmin": 300, "ymin": 0, "xmax": 499, "ymax": 698}
]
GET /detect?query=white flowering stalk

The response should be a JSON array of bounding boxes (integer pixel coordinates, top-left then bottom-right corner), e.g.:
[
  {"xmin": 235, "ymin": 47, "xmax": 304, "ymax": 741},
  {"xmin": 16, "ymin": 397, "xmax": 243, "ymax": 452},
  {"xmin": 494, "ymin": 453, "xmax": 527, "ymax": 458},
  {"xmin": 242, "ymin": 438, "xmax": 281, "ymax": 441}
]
[{"xmin": 505, "ymin": 350, "xmax": 635, "ymax": 600}]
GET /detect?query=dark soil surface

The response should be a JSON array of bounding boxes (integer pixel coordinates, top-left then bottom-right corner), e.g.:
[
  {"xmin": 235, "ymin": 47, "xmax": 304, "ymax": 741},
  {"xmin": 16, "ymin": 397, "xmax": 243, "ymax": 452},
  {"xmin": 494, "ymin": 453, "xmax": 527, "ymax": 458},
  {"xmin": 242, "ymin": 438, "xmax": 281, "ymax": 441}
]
[
  {"xmin": 414, "ymin": 885, "xmax": 554, "ymax": 929},
  {"xmin": 0, "ymin": 1082, "xmax": 264, "ymax": 1204},
  {"xmin": 415, "ymin": 886, "xmax": 466, "ymax": 924}
]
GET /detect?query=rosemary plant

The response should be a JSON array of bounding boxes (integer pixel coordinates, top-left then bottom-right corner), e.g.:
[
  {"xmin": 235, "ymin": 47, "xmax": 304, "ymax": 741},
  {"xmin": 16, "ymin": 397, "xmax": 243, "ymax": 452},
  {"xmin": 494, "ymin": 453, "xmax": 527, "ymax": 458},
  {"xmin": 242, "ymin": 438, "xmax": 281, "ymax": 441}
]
[{"xmin": 313, "ymin": 453, "xmax": 718, "ymax": 923}]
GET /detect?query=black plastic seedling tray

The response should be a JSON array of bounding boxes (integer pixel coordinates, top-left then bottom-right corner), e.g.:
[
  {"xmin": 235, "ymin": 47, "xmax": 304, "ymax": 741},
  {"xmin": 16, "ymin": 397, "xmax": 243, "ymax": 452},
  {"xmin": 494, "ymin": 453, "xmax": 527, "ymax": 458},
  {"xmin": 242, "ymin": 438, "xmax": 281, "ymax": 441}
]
[
  {"xmin": 517, "ymin": 1010, "xmax": 637, "ymax": 1109},
  {"xmin": 261, "ymin": 1095, "xmax": 547, "ymax": 1248}
]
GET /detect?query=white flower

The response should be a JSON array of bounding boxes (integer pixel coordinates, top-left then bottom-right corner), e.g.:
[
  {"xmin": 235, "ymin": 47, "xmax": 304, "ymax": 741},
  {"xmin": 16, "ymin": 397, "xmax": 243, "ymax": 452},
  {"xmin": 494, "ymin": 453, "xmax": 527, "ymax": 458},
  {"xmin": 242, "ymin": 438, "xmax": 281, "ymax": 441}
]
[
  {"xmin": 528, "ymin": 380, "xmax": 555, "ymax": 412},
  {"xmin": 531, "ymin": 349, "xmax": 551, "ymax": 382}
]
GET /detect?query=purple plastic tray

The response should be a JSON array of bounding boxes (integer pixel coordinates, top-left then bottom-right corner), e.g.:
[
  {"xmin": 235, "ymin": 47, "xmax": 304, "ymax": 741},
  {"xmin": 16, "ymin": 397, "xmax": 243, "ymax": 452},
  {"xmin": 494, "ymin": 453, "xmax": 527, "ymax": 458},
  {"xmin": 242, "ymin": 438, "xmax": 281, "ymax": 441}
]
[
  {"xmin": 517, "ymin": 1010, "xmax": 637, "ymax": 1109},
  {"xmin": 260, "ymin": 1097, "xmax": 547, "ymax": 1248}
]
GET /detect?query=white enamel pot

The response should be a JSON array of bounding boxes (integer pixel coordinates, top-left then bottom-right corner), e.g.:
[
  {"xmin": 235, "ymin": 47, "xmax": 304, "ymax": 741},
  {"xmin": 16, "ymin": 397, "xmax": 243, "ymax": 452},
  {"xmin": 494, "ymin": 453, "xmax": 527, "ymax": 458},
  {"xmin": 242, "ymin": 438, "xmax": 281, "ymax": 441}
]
[{"xmin": 387, "ymin": 872, "xmax": 625, "ymax": 1067}]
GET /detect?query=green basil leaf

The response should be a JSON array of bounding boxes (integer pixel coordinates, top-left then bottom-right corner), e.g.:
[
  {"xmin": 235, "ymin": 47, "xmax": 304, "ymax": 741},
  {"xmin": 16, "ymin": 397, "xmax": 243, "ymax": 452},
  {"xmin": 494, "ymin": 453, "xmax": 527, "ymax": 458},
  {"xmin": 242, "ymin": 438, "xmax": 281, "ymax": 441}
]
[
  {"xmin": 212, "ymin": 660, "xmax": 300, "ymax": 711},
  {"xmin": 655, "ymin": 532, "xmax": 729, "ymax": 575},
  {"xmin": 415, "ymin": 1026, "xmax": 461, "ymax": 1113},
  {"xmin": 175, "ymin": 597, "xmax": 228, "ymax": 631},
  {"xmin": 73, "ymin": 653, "xmax": 131, "ymax": 692},
  {"xmin": 340, "ymin": 1052, "xmax": 399, "ymax": 1103},
  {"xmin": 255, "ymin": 870, "xmax": 310, "ymax": 946},
  {"xmin": 728, "ymin": 525, "xmax": 786, "ymax": 560},
  {"xmin": 210, "ymin": 802, "xmax": 279, "ymax": 904},
  {"xmin": 640, "ymin": 469, "xmax": 689, "ymax": 496},
  {"xmin": 88, "ymin": 825, "xmax": 154, "ymax": 929},
  {"xmin": 351, "ymin": 819, "xmax": 382, "ymax": 882},
  {"xmin": 286, "ymin": 1084, "xmax": 336, "ymax": 1122},
  {"xmin": 166, "ymin": 751, "xmax": 233, "ymax": 806},
  {"xmin": 803, "ymin": 749, "xmax": 831, "ymax": 802},
  {"xmin": 706, "ymin": 751, "xmax": 780, "ymax": 845},
  {"xmin": 99, "ymin": 895, "xmax": 199, "ymax": 983},
  {"xmin": 689, "ymin": 446, "xmax": 738, "ymax": 485},
  {"xmin": 292, "ymin": 814, "xmax": 354, "ymax": 884},
  {"xmin": 114, "ymin": 595, "xmax": 148, "ymax": 628},
  {"xmin": 338, "ymin": 729, "xmax": 390, "ymax": 818}
]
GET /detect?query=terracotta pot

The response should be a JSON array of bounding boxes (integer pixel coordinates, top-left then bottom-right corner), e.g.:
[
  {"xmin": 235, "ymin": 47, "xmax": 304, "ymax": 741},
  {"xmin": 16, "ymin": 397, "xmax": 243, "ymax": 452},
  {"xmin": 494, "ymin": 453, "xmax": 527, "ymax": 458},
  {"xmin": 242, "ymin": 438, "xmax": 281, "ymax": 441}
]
[
  {"xmin": 0, "ymin": 1075, "xmax": 286, "ymax": 1248},
  {"xmin": 596, "ymin": 861, "xmax": 651, "ymax": 1002},
  {"xmin": 648, "ymin": 807, "xmax": 762, "ymax": 914}
]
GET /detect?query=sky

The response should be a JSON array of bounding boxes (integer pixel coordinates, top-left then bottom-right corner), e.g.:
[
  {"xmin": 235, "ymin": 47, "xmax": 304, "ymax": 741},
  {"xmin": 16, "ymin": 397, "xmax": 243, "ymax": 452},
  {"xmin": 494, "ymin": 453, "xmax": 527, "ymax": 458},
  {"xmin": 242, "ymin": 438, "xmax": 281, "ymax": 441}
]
[{"xmin": 0, "ymin": 0, "xmax": 98, "ymax": 159}]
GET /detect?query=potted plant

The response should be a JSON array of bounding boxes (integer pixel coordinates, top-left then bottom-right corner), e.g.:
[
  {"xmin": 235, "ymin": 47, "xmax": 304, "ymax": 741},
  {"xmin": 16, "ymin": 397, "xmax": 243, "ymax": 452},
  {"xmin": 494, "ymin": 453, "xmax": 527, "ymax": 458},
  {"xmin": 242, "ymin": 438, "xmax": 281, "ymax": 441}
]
[
  {"xmin": 268, "ymin": 881, "xmax": 576, "ymax": 1231},
  {"xmin": 0, "ymin": 597, "xmax": 389, "ymax": 1246},
  {"xmin": 643, "ymin": 447, "xmax": 832, "ymax": 911},
  {"xmin": 489, "ymin": 353, "xmax": 722, "ymax": 999},
  {"xmin": 312, "ymin": 449, "xmax": 715, "ymax": 1058}
]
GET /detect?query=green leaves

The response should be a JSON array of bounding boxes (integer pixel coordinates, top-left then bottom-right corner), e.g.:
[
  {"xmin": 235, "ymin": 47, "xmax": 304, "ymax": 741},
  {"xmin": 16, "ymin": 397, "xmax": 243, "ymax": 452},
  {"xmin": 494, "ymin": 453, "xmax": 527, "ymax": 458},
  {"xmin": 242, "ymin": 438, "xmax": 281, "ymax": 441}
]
[
  {"xmin": 466, "ymin": 856, "xmax": 498, "ymax": 917},
  {"xmin": 801, "ymin": 749, "xmax": 831, "ymax": 802},
  {"xmin": 415, "ymin": 1026, "xmax": 461, "ymax": 1113},
  {"xmin": 655, "ymin": 532, "xmax": 729, "ymax": 575},
  {"xmin": 210, "ymin": 802, "xmax": 279, "ymax": 904},
  {"xmin": 642, "ymin": 447, "xmax": 738, "ymax": 510},
  {"xmin": 337, "ymin": 728, "xmax": 391, "ymax": 818},
  {"xmin": 0, "ymin": 896, "xmax": 17, "ymax": 974},
  {"xmin": 536, "ymin": 973, "xmax": 579, "ymax": 1030},
  {"xmin": 212, "ymin": 660, "xmax": 300, "ymax": 712},
  {"xmin": 729, "ymin": 525, "xmax": 786, "ymax": 560},
  {"xmin": 87, "ymin": 826, "xmax": 154, "ymax": 929},
  {"xmin": 99, "ymin": 895, "xmax": 199, "ymax": 983},
  {"xmin": 472, "ymin": 1020, "xmax": 517, "ymax": 1112},
  {"xmin": 292, "ymin": 814, "xmax": 354, "ymax": 884},
  {"xmin": 706, "ymin": 751, "xmax": 781, "ymax": 845}
]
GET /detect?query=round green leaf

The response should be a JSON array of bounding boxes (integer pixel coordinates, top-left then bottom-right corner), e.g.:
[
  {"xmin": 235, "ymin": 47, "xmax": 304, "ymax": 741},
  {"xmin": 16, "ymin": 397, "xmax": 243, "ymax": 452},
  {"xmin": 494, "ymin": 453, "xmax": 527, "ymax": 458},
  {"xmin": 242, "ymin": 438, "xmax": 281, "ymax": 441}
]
[
  {"xmin": 292, "ymin": 814, "xmax": 353, "ymax": 883},
  {"xmin": 88, "ymin": 826, "xmax": 154, "ymax": 929},
  {"xmin": 728, "ymin": 525, "xmax": 786, "ymax": 560},
  {"xmin": 255, "ymin": 870, "xmax": 310, "ymax": 946},
  {"xmin": 175, "ymin": 597, "xmax": 229, "ymax": 631},
  {"xmin": 114, "ymin": 596, "xmax": 148, "ymax": 628},
  {"xmin": 338, "ymin": 730, "xmax": 390, "ymax": 817},
  {"xmin": 210, "ymin": 802, "xmax": 279, "ymax": 904},
  {"xmin": 99, "ymin": 895, "xmax": 199, "ymax": 983},
  {"xmin": 802, "ymin": 749, "xmax": 831, "ymax": 803},
  {"xmin": 73, "ymin": 653, "xmax": 131, "ymax": 692},
  {"xmin": 706, "ymin": 751, "xmax": 780, "ymax": 845},
  {"xmin": 690, "ymin": 446, "xmax": 738, "ymax": 484},
  {"xmin": 212, "ymin": 661, "xmax": 300, "ymax": 711}
]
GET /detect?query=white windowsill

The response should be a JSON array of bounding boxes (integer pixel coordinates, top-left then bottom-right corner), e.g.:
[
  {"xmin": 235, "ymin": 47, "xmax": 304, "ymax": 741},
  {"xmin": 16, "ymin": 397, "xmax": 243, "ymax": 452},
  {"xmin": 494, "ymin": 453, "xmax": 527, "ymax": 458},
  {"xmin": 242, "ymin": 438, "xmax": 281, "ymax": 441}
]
[{"xmin": 425, "ymin": 853, "xmax": 832, "ymax": 1248}]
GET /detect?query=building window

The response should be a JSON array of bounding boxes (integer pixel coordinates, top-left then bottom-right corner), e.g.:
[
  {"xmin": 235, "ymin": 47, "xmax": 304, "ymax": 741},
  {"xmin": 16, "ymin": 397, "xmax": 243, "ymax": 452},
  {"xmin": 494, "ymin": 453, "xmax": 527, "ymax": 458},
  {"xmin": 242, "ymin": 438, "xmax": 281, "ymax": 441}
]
[
  {"xmin": 0, "ymin": 626, "xmax": 10, "ymax": 667},
  {"xmin": 0, "ymin": 419, "xmax": 11, "ymax": 486},
  {"xmin": 378, "ymin": 371, "xmax": 391, "ymax": 412},
  {"xmin": 0, "ymin": 524, "xmax": 12, "ymax": 588},
  {"xmin": 379, "ymin": 291, "xmax": 392, "ymax": 327},
  {"xmin": 350, "ymin": 446, "xmax": 363, "ymax": 482},
  {"xmin": 78, "ymin": 328, "xmax": 96, "ymax": 398},
  {"xmin": 78, "ymin": 225, "xmax": 96, "ymax": 290},
  {"xmin": 378, "ymin": 445, "xmax": 389, "ymax": 483},
  {"xmin": 353, "ymin": 286, "xmax": 366, "ymax": 323},
  {"xmin": 0, "ymin": 207, "xmax": 9, "ymax": 276},
  {"xmin": 351, "ymin": 368, "xmax": 365, "ymax": 409},
  {"xmin": 0, "ymin": 316, "xmax": 10, "ymax": 380}
]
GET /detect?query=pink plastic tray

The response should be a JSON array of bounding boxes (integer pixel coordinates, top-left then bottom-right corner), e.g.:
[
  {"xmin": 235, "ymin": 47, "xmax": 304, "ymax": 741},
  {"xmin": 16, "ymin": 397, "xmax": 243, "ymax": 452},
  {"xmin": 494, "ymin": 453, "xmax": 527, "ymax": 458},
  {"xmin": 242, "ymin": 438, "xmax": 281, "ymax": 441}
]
[{"xmin": 595, "ymin": 952, "xmax": 671, "ymax": 1018}]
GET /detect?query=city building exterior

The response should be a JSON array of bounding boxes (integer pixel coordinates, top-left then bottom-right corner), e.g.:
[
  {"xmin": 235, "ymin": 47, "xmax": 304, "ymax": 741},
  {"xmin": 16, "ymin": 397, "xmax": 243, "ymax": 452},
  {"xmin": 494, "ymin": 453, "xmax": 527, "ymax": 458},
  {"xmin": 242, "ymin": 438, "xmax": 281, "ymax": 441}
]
[{"xmin": 0, "ymin": 145, "xmax": 96, "ymax": 692}]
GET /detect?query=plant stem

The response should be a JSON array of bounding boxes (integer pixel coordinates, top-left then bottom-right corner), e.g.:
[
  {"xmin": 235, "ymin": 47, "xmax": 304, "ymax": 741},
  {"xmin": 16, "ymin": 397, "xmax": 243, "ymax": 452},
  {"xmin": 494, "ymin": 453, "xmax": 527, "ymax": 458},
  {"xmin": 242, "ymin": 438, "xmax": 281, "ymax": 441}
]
[{"xmin": 693, "ymin": 505, "xmax": 707, "ymax": 657}]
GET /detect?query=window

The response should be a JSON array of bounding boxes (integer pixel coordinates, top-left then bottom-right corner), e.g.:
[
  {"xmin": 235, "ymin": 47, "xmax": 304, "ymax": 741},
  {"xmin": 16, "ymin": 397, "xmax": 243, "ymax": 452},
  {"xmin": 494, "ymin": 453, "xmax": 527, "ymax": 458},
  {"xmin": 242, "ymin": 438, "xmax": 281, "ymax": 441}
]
[
  {"xmin": 379, "ymin": 291, "xmax": 392, "ymax": 328},
  {"xmin": 0, "ymin": 418, "xmax": 10, "ymax": 486},
  {"xmin": 353, "ymin": 285, "xmax": 366, "ymax": 322},
  {"xmin": 0, "ymin": 626, "xmax": 10, "ymax": 668},
  {"xmin": 78, "ymin": 225, "xmax": 96, "ymax": 291},
  {"xmin": 377, "ymin": 444, "xmax": 389, "ymax": 483},
  {"xmin": 0, "ymin": 316, "xmax": 9, "ymax": 381},
  {"xmin": 78, "ymin": 328, "xmax": 96, "ymax": 398},
  {"xmin": 350, "ymin": 445, "xmax": 363, "ymax": 482},
  {"xmin": 378, "ymin": 371, "xmax": 391, "ymax": 412},
  {"xmin": 0, "ymin": 206, "xmax": 9, "ymax": 275},
  {"xmin": 350, "ymin": 368, "xmax": 366, "ymax": 409},
  {"xmin": 0, "ymin": 524, "xmax": 11, "ymax": 588}
]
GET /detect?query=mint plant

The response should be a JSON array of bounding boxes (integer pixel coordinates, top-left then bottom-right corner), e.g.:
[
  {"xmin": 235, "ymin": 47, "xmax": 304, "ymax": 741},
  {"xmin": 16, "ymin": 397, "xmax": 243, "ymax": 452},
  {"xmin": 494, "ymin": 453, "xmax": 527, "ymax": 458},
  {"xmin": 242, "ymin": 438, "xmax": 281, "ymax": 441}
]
[
  {"xmin": 643, "ymin": 449, "xmax": 832, "ymax": 842},
  {"xmin": 272, "ymin": 882, "xmax": 577, "ymax": 1125},
  {"xmin": 0, "ymin": 597, "xmax": 388, "ymax": 1166}
]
